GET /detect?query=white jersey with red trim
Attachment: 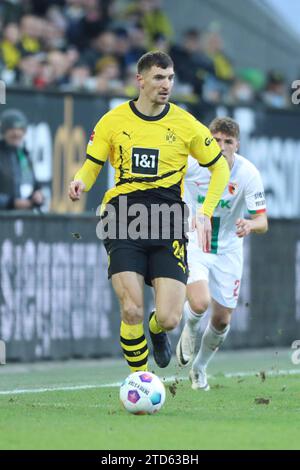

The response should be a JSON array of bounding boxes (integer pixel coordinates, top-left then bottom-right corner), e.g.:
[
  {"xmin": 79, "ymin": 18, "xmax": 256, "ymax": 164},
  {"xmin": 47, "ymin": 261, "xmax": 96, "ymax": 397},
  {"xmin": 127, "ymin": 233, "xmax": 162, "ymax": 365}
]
[{"xmin": 184, "ymin": 153, "xmax": 266, "ymax": 254}]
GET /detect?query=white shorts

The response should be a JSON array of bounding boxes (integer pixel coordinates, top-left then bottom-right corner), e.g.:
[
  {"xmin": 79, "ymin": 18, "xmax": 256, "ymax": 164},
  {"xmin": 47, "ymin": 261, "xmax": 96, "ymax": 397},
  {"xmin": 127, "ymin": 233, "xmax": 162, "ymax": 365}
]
[{"xmin": 187, "ymin": 239, "xmax": 243, "ymax": 309}]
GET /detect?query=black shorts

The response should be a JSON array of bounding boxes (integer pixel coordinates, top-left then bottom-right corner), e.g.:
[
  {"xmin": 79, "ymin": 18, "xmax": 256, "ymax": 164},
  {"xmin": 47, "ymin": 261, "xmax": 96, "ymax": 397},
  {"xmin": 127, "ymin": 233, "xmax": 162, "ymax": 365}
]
[
  {"xmin": 103, "ymin": 237, "xmax": 188, "ymax": 286},
  {"xmin": 101, "ymin": 190, "xmax": 189, "ymax": 286}
]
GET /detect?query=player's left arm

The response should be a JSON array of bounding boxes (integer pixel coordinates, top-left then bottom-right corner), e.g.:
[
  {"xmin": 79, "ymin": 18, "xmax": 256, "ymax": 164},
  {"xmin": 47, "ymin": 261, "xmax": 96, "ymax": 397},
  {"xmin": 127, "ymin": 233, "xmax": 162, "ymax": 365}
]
[
  {"xmin": 236, "ymin": 212, "xmax": 268, "ymax": 238},
  {"xmin": 189, "ymin": 123, "xmax": 230, "ymax": 251},
  {"xmin": 189, "ymin": 123, "xmax": 230, "ymax": 218},
  {"xmin": 237, "ymin": 167, "xmax": 268, "ymax": 238}
]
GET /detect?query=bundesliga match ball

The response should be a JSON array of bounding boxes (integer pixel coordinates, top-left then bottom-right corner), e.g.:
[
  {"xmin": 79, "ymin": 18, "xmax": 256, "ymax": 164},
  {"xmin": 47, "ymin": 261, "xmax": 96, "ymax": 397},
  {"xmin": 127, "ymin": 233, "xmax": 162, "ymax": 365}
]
[{"xmin": 120, "ymin": 371, "xmax": 166, "ymax": 415}]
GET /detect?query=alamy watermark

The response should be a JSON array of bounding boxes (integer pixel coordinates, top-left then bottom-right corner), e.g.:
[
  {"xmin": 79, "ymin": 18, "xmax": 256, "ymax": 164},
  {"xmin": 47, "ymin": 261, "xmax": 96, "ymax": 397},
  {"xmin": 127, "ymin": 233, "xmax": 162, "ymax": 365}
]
[
  {"xmin": 0, "ymin": 340, "xmax": 6, "ymax": 365},
  {"xmin": 96, "ymin": 196, "xmax": 196, "ymax": 241},
  {"xmin": 0, "ymin": 80, "xmax": 6, "ymax": 104},
  {"xmin": 291, "ymin": 340, "xmax": 300, "ymax": 365},
  {"xmin": 291, "ymin": 80, "xmax": 300, "ymax": 105}
]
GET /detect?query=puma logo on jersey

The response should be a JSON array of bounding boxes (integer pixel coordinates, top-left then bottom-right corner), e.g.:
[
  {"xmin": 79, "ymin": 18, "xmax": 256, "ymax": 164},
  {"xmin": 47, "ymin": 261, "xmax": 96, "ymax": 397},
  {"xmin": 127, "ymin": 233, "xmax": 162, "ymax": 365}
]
[{"xmin": 123, "ymin": 131, "xmax": 132, "ymax": 139}]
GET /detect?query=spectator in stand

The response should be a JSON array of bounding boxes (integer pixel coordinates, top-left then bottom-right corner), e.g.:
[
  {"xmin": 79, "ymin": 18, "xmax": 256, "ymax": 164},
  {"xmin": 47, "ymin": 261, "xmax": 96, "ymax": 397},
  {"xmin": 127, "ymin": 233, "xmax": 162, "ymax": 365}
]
[
  {"xmin": 201, "ymin": 28, "xmax": 235, "ymax": 103},
  {"xmin": 0, "ymin": 0, "xmax": 25, "ymax": 25},
  {"xmin": 42, "ymin": 17, "xmax": 67, "ymax": 52},
  {"xmin": 261, "ymin": 71, "xmax": 289, "ymax": 109},
  {"xmin": 0, "ymin": 23, "xmax": 21, "ymax": 72},
  {"xmin": 33, "ymin": 57, "xmax": 53, "ymax": 89},
  {"xmin": 122, "ymin": 63, "xmax": 139, "ymax": 98},
  {"xmin": 140, "ymin": 0, "xmax": 173, "ymax": 48},
  {"xmin": 170, "ymin": 28, "xmax": 215, "ymax": 97},
  {"xmin": 203, "ymin": 29, "xmax": 235, "ymax": 83},
  {"xmin": 0, "ymin": 109, "xmax": 44, "ymax": 210},
  {"xmin": 94, "ymin": 56, "xmax": 123, "ymax": 95},
  {"xmin": 29, "ymin": 0, "xmax": 65, "ymax": 17},
  {"xmin": 17, "ymin": 53, "xmax": 43, "ymax": 87},
  {"xmin": 46, "ymin": 50, "xmax": 72, "ymax": 88},
  {"xmin": 113, "ymin": 27, "xmax": 132, "ymax": 75},
  {"xmin": 19, "ymin": 15, "xmax": 43, "ymax": 55},
  {"xmin": 63, "ymin": 61, "xmax": 93, "ymax": 91},
  {"xmin": 123, "ymin": 0, "xmax": 173, "ymax": 48},
  {"xmin": 226, "ymin": 78, "xmax": 256, "ymax": 105},
  {"xmin": 82, "ymin": 29, "xmax": 117, "ymax": 74},
  {"xmin": 124, "ymin": 24, "xmax": 148, "ymax": 66},
  {"xmin": 225, "ymin": 68, "xmax": 265, "ymax": 106},
  {"xmin": 66, "ymin": 0, "xmax": 112, "ymax": 51},
  {"xmin": 152, "ymin": 33, "xmax": 170, "ymax": 54}
]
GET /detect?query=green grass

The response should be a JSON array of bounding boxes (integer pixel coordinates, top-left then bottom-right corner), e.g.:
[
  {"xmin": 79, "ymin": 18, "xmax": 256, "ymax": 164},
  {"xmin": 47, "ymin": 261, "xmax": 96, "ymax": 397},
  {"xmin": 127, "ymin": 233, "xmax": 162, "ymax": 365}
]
[{"xmin": 0, "ymin": 349, "xmax": 299, "ymax": 450}]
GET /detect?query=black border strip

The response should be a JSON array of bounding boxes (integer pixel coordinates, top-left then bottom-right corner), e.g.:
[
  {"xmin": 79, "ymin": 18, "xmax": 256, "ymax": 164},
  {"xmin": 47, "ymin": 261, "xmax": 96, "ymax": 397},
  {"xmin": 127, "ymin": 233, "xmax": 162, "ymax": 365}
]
[
  {"xmin": 116, "ymin": 165, "xmax": 185, "ymax": 187},
  {"xmin": 86, "ymin": 154, "xmax": 105, "ymax": 165},
  {"xmin": 120, "ymin": 335, "xmax": 146, "ymax": 346},
  {"xmin": 126, "ymin": 355, "xmax": 149, "ymax": 368},
  {"xmin": 199, "ymin": 151, "xmax": 223, "ymax": 168},
  {"xmin": 129, "ymin": 100, "xmax": 170, "ymax": 121},
  {"xmin": 122, "ymin": 344, "xmax": 148, "ymax": 357}
]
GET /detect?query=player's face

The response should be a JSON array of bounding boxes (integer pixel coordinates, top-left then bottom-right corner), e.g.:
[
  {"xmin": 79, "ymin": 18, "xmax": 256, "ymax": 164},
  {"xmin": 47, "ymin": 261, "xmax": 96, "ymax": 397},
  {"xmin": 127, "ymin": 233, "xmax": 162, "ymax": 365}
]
[
  {"xmin": 212, "ymin": 132, "xmax": 239, "ymax": 161},
  {"xmin": 137, "ymin": 66, "xmax": 175, "ymax": 105}
]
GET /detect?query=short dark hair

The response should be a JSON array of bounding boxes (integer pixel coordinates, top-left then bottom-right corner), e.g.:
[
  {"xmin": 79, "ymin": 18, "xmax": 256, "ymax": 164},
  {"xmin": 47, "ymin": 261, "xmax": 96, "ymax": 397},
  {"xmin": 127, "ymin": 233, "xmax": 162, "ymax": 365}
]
[
  {"xmin": 209, "ymin": 117, "xmax": 240, "ymax": 139},
  {"xmin": 137, "ymin": 51, "xmax": 174, "ymax": 74}
]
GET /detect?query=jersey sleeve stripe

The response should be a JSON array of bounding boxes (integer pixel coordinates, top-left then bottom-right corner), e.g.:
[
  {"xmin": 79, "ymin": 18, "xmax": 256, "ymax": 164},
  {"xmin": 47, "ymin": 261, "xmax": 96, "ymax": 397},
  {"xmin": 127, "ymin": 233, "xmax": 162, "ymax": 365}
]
[
  {"xmin": 248, "ymin": 209, "xmax": 266, "ymax": 214},
  {"xmin": 86, "ymin": 154, "xmax": 106, "ymax": 165},
  {"xmin": 199, "ymin": 151, "xmax": 223, "ymax": 168}
]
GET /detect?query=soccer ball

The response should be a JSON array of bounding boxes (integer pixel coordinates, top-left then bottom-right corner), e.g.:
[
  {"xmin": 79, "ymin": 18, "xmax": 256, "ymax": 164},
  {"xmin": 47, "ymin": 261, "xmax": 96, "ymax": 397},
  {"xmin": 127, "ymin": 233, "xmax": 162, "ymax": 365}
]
[{"xmin": 120, "ymin": 371, "xmax": 166, "ymax": 415}]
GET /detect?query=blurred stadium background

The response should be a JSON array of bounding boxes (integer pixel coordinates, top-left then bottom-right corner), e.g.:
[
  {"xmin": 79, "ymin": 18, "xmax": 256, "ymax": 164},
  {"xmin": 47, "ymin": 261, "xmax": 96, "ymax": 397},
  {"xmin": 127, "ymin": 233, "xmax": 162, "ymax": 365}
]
[{"xmin": 0, "ymin": 0, "xmax": 299, "ymax": 364}]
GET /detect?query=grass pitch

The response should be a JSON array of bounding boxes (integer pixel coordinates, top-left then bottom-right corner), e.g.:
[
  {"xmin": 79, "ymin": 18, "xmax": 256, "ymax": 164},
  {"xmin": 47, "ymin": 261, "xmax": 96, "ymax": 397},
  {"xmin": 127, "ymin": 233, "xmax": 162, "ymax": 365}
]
[{"xmin": 0, "ymin": 349, "xmax": 299, "ymax": 450}]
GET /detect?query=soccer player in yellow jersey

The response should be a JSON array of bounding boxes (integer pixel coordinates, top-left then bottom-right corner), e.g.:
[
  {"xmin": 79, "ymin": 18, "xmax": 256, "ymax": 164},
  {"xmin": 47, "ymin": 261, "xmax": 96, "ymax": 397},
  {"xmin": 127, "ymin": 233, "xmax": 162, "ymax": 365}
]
[{"xmin": 69, "ymin": 51, "xmax": 230, "ymax": 372}]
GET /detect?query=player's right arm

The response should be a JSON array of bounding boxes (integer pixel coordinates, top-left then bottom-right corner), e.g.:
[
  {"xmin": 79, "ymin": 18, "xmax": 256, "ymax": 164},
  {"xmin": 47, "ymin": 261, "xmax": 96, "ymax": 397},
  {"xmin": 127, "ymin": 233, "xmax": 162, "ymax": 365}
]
[
  {"xmin": 68, "ymin": 117, "xmax": 110, "ymax": 202},
  {"xmin": 68, "ymin": 179, "xmax": 86, "ymax": 201}
]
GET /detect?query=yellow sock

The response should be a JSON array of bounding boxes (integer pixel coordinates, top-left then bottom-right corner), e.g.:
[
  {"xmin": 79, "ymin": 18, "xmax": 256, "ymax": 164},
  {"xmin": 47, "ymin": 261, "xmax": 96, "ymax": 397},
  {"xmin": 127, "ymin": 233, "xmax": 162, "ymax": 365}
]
[
  {"xmin": 149, "ymin": 311, "xmax": 165, "ymax": 335},
  {"xmin": 120, "ymin": 321, "xmax": 148, "ymax": 372}
]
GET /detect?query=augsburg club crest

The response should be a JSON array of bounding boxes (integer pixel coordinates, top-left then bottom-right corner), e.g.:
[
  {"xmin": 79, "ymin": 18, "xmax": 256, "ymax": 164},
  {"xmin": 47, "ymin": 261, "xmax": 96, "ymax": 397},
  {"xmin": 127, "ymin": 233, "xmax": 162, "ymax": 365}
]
[{"xmin": 228, "ymin": 182, "xmax": 238, "ymax": 195}]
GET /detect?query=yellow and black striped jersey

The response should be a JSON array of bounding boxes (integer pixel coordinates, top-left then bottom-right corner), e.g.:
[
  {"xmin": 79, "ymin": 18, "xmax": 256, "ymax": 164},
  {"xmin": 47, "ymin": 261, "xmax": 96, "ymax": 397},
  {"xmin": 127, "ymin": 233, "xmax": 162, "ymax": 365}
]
[{"xmin": 75, "ymin": 100, "xmax": 229, "ymax": 216}]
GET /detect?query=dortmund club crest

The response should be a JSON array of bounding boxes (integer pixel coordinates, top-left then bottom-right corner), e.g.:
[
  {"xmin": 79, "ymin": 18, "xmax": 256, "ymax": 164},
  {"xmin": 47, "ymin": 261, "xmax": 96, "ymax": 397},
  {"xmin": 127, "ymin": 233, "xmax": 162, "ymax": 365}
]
[{"xmin": 166, "ymin": 128, "xmax": 176, "ymax": 143}]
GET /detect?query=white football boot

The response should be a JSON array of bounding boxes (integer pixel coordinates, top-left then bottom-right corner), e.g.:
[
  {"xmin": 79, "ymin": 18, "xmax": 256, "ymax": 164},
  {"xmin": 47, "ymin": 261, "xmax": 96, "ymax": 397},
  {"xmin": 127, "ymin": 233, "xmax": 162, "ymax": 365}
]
[
  {"xmin": 189, "ymin": 367, "xmax": 210, "ymax": 391},
  {"xmin": 176, "ymin": 323, "xmax": 196, "ymax": 367}
]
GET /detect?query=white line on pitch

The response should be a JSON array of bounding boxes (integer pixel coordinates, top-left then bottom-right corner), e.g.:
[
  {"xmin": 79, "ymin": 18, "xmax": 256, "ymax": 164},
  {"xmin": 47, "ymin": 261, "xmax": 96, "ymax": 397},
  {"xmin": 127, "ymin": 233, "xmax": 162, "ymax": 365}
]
[
  {"xmin": 0, "ymin": 369, "xmax": 299, "ymax": 396},
  {"xmin": 0, "ymin": 383, "xmax": 121, "ymax": 396}
]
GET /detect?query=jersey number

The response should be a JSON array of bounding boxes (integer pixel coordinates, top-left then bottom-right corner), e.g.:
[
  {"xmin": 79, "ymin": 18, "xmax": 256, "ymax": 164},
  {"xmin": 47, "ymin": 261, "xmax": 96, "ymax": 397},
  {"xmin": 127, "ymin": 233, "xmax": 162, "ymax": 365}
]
[
  {"xmin": 131, "ymin": 147, "xmax": 159, "ymax": 175},
  {"xmin": 172, "ymin": 240, "xmax": 186, "ymax": 273},
  {"xmin": 233, "ymin": 280, "xmax": 240, "ymax": 298}
]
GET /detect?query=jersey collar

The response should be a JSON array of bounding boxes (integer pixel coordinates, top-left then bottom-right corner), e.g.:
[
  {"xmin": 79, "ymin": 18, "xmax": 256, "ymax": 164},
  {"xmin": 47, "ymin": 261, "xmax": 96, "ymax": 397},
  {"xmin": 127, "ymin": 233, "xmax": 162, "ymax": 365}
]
[{"xmin": 129, "ymin": 100, "xmax": 170, "ymax": 121}]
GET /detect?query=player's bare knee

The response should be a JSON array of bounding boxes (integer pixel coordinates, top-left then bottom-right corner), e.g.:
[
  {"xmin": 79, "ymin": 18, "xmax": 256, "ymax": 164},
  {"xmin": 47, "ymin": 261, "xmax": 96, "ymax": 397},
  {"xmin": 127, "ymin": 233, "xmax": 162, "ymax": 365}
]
[
  {"xmin": 189, "ymin": 298, "xmax": 209, "ymax": 316},
  {"xmin": 122, "ymin": 301, "xmax": 143, "ymax": 324},
  {"xmin": 212, "ymin": 316, "xmax": 230, "ymax": 331},
  {"xmin": 159, "ymin": 315, "xmax": 180, "ymax": 331}
]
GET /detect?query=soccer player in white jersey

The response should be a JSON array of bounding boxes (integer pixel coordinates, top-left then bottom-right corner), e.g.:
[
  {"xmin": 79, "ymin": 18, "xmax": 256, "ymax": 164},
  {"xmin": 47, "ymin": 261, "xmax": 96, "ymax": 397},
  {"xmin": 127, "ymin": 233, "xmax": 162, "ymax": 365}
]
[{"xmin": 176, "ymin": 117, "xmax": 268, "ymax": 390}]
